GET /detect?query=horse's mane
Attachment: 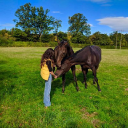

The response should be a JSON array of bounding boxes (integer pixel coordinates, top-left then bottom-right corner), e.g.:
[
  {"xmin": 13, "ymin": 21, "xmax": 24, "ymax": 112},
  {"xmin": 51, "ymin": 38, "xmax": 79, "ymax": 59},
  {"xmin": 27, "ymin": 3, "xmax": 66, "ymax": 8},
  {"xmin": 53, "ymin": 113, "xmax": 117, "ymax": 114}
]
[
  {"xmin": 59, "ymin": 40, "xmax": 69, "ymax": 47},
  {"xmin": 67, "ymin": 46, "xmax": 90, "ymax": 61}
]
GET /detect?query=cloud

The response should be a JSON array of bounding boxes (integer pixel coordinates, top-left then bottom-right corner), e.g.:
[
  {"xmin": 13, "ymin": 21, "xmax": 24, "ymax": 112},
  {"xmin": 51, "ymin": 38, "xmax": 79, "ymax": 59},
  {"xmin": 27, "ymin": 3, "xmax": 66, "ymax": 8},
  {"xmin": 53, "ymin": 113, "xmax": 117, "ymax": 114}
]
[
  {"xmin": 83, "ymin": 0, "xmax": 111, "ymax": 6},
  {"xmin": 52, "ymin": 11, "xmax": 62, "ymax": 14},
  {"xmin": 97, "ymin": 17, "xmax": 128, "ymax": 32},
  {"xmin": 0, "ymin": 23, "xmax": 15, "ymax": 27},
  {"xmin": 89, "ymin": 23, "xmax": 94, "ymax": 27},
  {"xmin": 101, "ymin": 4, "xmax": 111, "ymax": 6},
  {"xmin": 85, "ymin": 0, "xmax": 110, "ymax": 3}
]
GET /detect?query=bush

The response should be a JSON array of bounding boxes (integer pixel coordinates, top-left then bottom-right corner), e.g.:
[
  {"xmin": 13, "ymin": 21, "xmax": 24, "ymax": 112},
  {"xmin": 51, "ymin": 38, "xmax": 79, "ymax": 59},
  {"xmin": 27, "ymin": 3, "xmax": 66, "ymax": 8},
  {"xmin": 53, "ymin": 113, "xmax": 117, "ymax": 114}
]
[
  {"xmin": 0, "ymin": 41, "xmax": 58, "ymax": 47},
  {"xmin": 41, "ymin": 34, "xmax": 55, "ymax": 43},
  {"xmin": 0, "ymin": 35, "xmax": 15, "ymax": 46}
]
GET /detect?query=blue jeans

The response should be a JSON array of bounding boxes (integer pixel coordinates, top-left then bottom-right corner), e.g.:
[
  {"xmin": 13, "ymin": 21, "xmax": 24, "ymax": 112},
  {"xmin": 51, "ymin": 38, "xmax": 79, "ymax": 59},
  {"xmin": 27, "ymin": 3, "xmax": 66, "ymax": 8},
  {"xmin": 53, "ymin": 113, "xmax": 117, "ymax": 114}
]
[{"xmin": 43, "ymin": 74, "xmax": 52, "ymax": 107}]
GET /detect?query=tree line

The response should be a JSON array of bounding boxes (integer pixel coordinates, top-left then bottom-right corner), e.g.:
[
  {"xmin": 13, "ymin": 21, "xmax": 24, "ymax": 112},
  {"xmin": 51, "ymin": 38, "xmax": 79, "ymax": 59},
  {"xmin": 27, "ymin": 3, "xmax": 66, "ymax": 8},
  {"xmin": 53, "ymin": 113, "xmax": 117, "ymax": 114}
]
[{"xmin": 0, "ymin": 3, "xmax": 128, "ymax": 48}]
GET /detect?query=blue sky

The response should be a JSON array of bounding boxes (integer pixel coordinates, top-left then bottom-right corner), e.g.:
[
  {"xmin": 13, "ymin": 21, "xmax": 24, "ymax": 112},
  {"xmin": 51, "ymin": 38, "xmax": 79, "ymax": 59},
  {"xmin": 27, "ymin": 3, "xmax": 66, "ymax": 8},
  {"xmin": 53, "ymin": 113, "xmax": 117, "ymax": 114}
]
[{"xmin": 0, "ymin": 0, "xmax": 128, "ymax": 35}]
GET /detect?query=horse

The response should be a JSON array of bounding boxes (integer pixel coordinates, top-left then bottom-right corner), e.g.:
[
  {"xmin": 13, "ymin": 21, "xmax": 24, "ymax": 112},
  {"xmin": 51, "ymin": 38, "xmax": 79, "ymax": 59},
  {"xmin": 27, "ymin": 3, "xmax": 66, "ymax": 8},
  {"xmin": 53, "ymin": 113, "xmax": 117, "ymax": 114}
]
[
  {"xmin": 55, "ymin": 45, "xmax": 101, "ymax": 92},
  {"xmin": 54, "ymin": 40, "xmax": 79, "ymax": 93}
]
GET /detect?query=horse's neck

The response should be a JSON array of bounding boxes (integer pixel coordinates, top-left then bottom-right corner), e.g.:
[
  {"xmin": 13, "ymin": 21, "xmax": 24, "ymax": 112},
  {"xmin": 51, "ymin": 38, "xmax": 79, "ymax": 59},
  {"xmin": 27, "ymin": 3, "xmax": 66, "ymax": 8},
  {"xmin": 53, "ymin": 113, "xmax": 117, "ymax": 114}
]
[
  {"xmin": 66, "ymin": 46, "xmax": 74, "ymax": 57},
  {"xmin": 69, "ymin": 57, "xmax": 77, "ymax": 66},
  {"xmin": 68, "ymin": 49, "xmax": 85, "ymax": 66}
]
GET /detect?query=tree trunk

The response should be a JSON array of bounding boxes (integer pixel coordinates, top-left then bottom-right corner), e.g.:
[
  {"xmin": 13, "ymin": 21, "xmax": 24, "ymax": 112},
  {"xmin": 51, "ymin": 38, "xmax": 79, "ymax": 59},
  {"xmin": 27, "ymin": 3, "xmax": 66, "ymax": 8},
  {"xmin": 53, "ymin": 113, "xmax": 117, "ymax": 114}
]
[
  {"xmin": 116, "ymin": 32, "xmax": 117, "ymax": 49},
  {"xmin": 39, "ymin": 33, "xmax": 42, "ymax": 42},
  {"xmin": 120, "ymin": 33, "xmax": 122, "ymax": 49}
]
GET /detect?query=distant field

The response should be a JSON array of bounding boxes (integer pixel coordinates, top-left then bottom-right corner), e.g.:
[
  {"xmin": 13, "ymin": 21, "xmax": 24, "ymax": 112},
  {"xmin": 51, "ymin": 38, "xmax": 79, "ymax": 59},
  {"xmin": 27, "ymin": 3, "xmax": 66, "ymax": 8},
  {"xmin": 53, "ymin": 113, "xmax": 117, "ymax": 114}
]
[{"xmin": 0, "ymin": 47, "xmax": 128, "ymax": 128}]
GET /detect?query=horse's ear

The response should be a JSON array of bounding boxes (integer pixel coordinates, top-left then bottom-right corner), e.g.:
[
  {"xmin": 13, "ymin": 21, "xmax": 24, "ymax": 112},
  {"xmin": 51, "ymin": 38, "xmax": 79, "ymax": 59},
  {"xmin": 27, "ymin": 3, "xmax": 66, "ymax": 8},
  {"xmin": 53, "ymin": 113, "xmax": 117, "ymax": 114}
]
[{"xmin": 64, "ymin": 41, "xmax": 68, "ymax": 46}]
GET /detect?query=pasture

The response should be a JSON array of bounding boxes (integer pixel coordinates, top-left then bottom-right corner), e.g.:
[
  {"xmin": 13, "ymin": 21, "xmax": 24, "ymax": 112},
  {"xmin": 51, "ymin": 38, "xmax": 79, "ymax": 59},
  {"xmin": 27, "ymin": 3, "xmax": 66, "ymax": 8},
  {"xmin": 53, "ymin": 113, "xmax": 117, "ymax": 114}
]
[{"xmin": 0, "ymin": 47, "xmax": 128, "ymax": 128}]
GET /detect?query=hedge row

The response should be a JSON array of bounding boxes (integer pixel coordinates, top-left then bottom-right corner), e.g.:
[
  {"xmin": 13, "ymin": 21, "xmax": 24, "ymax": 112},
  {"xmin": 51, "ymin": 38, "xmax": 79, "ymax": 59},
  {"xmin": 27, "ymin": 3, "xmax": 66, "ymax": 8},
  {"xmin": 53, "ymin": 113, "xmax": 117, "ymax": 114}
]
[{"xmin": 0, "ymin": 41, "xmax": 128, "ymax": 49}]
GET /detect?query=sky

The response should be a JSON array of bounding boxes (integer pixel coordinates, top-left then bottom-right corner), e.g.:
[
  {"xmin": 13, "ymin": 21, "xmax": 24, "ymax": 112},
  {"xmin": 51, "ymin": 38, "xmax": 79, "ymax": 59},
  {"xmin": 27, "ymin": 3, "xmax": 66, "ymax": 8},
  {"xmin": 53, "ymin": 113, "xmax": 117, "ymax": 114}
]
[{"xmin": 0, "ymin": 0, "xmax": 128, "ymax": 35}]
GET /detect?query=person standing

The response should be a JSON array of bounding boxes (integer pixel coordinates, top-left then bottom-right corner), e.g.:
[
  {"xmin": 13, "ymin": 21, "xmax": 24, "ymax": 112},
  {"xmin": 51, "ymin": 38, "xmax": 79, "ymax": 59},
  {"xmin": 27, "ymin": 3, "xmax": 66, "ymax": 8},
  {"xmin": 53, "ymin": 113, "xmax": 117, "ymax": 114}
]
[{"xmin": 40, "ymin": 48, "xmax": 57, "ymax": 108}]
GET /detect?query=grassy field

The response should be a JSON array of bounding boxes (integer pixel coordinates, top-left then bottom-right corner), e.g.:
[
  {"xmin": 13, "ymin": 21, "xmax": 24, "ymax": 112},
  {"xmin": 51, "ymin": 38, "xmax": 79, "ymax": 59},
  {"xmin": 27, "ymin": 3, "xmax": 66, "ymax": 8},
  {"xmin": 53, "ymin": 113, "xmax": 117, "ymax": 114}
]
[{"xmin": 0, "ymin": 47, "xmax": 128, "ymax": 128}]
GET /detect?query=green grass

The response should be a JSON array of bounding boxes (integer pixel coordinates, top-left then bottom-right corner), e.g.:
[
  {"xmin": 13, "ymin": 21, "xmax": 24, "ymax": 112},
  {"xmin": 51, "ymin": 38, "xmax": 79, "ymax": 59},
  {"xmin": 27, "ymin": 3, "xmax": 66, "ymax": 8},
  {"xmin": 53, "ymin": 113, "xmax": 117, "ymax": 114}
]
[{"xmin": 0, "ymin": 47, "xmax": 128, "ymax": 128}]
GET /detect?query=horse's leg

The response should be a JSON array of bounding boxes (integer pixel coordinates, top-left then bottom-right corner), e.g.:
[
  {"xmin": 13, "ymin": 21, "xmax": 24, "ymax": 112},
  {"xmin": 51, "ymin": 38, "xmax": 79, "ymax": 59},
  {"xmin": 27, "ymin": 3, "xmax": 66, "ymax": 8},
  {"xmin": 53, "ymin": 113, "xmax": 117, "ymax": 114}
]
[
  {"xmin": 81, "ymin": 65, "xmax": 88, "ymax": 83},
  {"xmin": 81, "ymin": 65, "xmax": 88, "ymax": 89},
  {"xmin": 71, "ymin": 65, "xmax": 79, "ymax": 91},
  {"xmin": 62, "ymin": 74, "xmax": 65, "ymax": 93},
  {"xmin": 93, "ymin": 66, "xmax": 99, "ymax": 84},
  {"xmin": 93, "ymin": 72, "xmax": 96, "ymax": 84},
  {"xmin": 92, "ymin": 67, "xmax": 101, "ymax": 91}
]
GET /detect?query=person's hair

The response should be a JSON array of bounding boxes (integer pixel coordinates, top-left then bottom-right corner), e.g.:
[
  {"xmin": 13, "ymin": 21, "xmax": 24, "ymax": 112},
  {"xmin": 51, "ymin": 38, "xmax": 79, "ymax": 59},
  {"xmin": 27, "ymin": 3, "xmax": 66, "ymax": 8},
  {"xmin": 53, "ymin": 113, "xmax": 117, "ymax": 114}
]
[{"xmin": 41, "ymin": 48, "xmax": 55, "ymax": 68}]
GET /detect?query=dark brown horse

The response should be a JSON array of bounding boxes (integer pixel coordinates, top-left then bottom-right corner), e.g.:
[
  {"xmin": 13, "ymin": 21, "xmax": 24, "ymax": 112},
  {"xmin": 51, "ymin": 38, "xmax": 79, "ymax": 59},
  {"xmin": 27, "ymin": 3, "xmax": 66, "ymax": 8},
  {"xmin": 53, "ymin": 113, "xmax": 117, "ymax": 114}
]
[
  {"xmin": 54, "ymin": 40, "xmax": 79, "ymax": 93},
  {"xmin": 55, "ymin": 45, "xmax": 101, "ymax": 92}
]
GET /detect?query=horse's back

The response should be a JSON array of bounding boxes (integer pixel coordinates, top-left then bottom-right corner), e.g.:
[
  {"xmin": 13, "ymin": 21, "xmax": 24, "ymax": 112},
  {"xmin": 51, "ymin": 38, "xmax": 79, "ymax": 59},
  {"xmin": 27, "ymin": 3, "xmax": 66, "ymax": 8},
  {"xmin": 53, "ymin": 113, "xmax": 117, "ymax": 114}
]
[
  {"xmin": 91, "ymin": 45, "xmax": 101, "ymax": 61},
  {"xmin": 90, "ymin": 45, "xmax": 101, "ymax": 69}
]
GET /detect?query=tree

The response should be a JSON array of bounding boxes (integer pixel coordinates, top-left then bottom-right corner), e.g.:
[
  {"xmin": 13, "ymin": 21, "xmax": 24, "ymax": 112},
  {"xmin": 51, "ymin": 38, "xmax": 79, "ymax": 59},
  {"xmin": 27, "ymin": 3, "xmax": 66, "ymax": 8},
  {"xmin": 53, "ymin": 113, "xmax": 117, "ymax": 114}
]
[
  {"xmin": 124, "ymin": 34, "xmax": 128, "ymax": 46},
  {"xmin": 110, "ymin": 32, "xmax": 127, "ymax": 48},
  {"xmin": 53, "ymin": 19, "xmax": 62, "ymax": 35},
  {"xmin": 57, "ymin": 31, "xmax": 67, "ymax": 41},
  {"xmin": 53, "ymin": 19, "xmax": 62, "ymax": 42},
  {"xmin": 12, "ymin": 28, "xmax": 27, "ymax": 41},
  {"xmin": 41, "ymin": 34, "xmax": 54, "ymax": 43},
  {"xmin": 68, "ymin": 13, "xmax": 91, "ymax": 36},
  {"xmin": 90, "ymin": 31, "xmax": 112, "ymax": 46},
  {"xmin": 100, "ymin": 34, "xmax": 112, "ymax": 46},
  {"xmin": 91, "ymin": 31, "xmax": 101, "ymax": 45},
  {"xmin": 89, "ymin": 34, "xmax": 96, "ymax": 45},
  {"xmin": 71, "ymin": 32, "xmax": 88, "ymax": 44},
  {"xmin": 67, "ymin": 32, "xmax": 72, "ymax": 43},
  {"xmin": 14, "ymin": 3, "xmax": 55, "ymax": 41},
  {"xmin": 0, "ymin": 29, "xmax": 9, "ymax": 36}
]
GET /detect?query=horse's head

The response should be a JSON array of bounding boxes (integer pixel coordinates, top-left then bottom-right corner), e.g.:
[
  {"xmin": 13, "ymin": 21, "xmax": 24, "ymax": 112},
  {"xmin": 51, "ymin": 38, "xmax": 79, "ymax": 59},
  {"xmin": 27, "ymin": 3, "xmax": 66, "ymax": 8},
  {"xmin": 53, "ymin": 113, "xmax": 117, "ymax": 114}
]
[
  {"xmin": 55, "ymin": 60, "xmax": 71, "ymax": 77},
  {"xmin": 54, "ymin": 40, "xmax": 69, "ymax": 68}
]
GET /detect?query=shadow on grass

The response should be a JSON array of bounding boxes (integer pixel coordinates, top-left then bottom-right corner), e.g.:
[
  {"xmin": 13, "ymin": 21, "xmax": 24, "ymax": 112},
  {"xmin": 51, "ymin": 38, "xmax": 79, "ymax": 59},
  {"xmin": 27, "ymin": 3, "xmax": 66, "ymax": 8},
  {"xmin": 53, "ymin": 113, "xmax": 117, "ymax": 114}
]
[
  {"xmin": 66, "ymin": 121, "xmax": 78, "ymax": 128},
  {"xmin": 51, "ymin": 71, "xmax": 78, "ymax": 99},
  {"xmin": 0, "ymin": 61, "xmax": 16, "ymax": 102},
  {"xmin": 77, "ymin": 70, "xmax": 101, "ymax": 89},
  {"xmin": 0, "ymin": 60, "xmax": 7, "ymax": 65},
  {"xmin": 51, "ymin": 69, "xmax": 100, "ymax": 98},
  {"xmin": 77, "ymin": 70, "xmax": 100, "ymax": 90}
]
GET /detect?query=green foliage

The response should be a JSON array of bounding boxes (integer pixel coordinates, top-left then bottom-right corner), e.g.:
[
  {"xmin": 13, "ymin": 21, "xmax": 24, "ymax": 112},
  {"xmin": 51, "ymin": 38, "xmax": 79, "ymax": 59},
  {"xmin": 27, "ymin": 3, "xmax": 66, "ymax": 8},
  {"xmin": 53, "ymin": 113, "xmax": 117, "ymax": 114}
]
[
  {"xmin": 0, "ymin": 29, "xmax": 9, "ymax": 36},
  {"xmin": 71, "ymin": 32, "xmax": 89, "ymax": 44},
  {"xmin": 0, "ymin": 30, "xmax": 15, "ymax": 46},
  {"xmin": 110, "ymin": 31, "xmax": 127, "ymax": 47},
  {"xmin": 41, "ymin": 34, "xmax": 55, "ymax": 43},
  {"xmin": 14, "ymin": 3, "xmax": 56, "ymax": 38},
  {"xmin": 68, "ymin": 13, "xmax": 91, "ymax": 36},
  {"xmin": 57, "ymin": 31, "xmax": 68, "ymax": 41},
  {"xmin": 0, "ymin": 48, "xmax": 128, "ymax": 128},
  {"xmin": 12, "ymin": 28, "xmax": 27, "ymax": 41},
  {"xmin": 124, "ymin": 34, "xmax": 128, "ymax": 45},
  {"xmin": 8, "ymin": 41, "xmax": 54, "ymax": 47},
  {"xmin": 90, "ymin": 32, "xmax": 113, "ymax": 46},
  {"xmin": 0, "ymin": 28, "xmax": 128, "ymax": 48},
  {"xmin": 53, "ymin": 19, "xmax": 62, "ymax": 35},
  {"xmin": 68, "ymin": 13, "xmax": 91, "ymax": 44}
]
